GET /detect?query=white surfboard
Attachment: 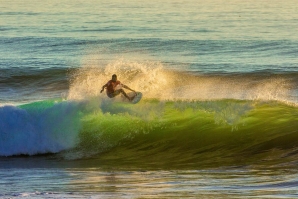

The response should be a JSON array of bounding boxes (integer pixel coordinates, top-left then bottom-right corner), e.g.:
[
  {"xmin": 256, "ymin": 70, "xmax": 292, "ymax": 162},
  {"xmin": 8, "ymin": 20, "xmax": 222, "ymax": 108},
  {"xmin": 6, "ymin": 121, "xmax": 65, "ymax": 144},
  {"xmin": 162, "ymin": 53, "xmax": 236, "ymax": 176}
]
[
  {"xmin": 130, "ymin": 92, "xmax": 142, "ymax": 104},
  {"xmin": 125, "ymin": 92, "xmax": 142, "ymax": 104}
]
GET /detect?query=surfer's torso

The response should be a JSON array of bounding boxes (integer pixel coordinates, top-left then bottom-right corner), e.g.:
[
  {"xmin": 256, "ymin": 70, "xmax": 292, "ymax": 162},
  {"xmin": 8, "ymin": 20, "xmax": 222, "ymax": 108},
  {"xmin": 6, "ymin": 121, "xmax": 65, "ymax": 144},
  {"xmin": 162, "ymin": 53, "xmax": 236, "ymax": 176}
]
[{"xmin": 105, "ymin": 80, "xmax": 122, "ymax": 94}]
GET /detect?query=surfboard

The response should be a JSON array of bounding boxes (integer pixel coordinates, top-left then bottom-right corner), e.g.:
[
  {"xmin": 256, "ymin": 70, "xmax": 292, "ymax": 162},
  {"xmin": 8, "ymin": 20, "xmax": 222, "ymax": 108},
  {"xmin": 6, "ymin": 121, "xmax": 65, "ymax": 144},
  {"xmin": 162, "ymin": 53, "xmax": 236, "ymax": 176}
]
[
  {"xmin": 131, "ymin": 92, "xmax": 142, "ymax": 104},
  {"xmin": 126, "ymin": 92, "xmax": 142, "ymax": 104}
]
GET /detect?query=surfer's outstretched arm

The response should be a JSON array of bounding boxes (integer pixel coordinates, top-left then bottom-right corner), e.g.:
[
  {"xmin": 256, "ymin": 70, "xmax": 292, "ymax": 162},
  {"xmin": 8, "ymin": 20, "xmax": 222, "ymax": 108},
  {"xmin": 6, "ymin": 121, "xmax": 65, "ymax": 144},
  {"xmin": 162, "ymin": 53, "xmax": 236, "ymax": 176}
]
[
  {"xmin": 100, "ymin": 84, "xmax": 107, "ymax": 93},
  {"xmin": 123, "ymin": 84, "xmax": 135, "ymax": 92}
]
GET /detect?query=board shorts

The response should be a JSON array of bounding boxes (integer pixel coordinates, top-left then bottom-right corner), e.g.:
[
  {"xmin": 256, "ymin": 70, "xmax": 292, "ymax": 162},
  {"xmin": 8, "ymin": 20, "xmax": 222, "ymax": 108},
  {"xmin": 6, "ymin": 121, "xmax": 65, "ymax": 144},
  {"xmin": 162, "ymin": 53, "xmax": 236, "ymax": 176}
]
[{"xmin": 107, "ymin": 89, "xmax": 121, "ymax": 98}]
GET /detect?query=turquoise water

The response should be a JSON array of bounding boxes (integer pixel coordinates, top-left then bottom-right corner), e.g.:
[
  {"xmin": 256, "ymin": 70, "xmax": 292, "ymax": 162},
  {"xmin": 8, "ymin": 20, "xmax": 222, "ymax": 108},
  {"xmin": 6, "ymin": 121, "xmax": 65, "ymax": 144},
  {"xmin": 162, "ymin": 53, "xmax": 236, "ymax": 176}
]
[{"xmin": 1, "ymin": 0, "xmax": 298, "ymax": 198}]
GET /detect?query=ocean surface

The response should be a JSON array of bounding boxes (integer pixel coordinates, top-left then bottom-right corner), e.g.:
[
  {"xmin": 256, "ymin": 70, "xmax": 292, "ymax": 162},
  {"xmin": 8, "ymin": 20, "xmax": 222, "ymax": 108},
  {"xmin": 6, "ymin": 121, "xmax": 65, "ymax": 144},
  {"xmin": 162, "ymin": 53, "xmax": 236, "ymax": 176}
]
[{"xmin": 1, "ymin": 0, "xmax": 298, "ymax": 198}]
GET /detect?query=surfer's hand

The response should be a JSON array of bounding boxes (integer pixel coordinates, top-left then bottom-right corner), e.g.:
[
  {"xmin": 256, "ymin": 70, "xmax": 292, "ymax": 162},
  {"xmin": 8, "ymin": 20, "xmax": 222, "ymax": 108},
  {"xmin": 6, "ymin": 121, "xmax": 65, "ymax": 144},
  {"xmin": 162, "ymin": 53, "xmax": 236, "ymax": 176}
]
[{"xmin": 100, "ymin": 89, "xmax": 104, "ymax": 93}]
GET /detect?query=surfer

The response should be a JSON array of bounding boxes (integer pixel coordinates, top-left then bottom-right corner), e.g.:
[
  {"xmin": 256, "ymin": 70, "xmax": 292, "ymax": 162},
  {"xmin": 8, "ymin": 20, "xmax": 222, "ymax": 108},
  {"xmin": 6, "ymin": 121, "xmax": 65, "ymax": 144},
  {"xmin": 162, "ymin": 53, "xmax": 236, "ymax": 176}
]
[{"xmin": 100, "ymin": 74, "xmax": 135, "ymax": 101}]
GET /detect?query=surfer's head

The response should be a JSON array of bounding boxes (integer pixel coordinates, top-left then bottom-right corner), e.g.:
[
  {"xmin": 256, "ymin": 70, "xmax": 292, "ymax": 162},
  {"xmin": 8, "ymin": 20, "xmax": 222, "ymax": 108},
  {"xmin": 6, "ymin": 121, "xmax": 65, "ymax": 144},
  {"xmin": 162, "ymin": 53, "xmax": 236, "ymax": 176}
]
[{"xmin": 112, "ymin": 74, "xmax": 117, "ymax": 82}]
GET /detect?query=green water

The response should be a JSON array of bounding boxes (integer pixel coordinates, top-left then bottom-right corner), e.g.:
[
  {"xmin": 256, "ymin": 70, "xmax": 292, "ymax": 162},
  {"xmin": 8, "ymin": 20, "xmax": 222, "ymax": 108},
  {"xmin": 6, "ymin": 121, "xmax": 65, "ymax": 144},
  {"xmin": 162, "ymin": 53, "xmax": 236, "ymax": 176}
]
[{"xmin": 51, "ymin": 98, "xmax": 298, "ymax": 169}]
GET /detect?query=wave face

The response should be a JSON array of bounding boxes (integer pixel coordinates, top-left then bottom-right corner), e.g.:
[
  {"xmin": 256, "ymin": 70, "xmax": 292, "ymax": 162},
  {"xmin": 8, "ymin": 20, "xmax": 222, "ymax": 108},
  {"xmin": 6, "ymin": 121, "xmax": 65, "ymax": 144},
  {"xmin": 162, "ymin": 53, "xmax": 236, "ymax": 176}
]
[
  {"xmin": 1, "ymin": 97, "xmax": 298, "ymax": 168},
  {"xmin": 75, "ymin": 99, "xmax": 298, "ymax": 167},
  {"xmin": 0, "ymin": 100, "xmax": 82, "ymax": 156}
]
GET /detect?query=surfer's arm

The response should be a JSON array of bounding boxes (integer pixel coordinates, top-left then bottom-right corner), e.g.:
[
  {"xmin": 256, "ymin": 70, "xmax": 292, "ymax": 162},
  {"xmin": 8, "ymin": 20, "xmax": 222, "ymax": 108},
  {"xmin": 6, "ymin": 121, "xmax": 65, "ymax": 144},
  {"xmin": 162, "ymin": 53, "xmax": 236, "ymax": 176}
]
[
  {"xmin": 122, "ymin": 84, "xmax": 135, "ymax": 92},
  {"xmin": 100, "ymin": 83, "xmax": 107, "ymax": 93}
]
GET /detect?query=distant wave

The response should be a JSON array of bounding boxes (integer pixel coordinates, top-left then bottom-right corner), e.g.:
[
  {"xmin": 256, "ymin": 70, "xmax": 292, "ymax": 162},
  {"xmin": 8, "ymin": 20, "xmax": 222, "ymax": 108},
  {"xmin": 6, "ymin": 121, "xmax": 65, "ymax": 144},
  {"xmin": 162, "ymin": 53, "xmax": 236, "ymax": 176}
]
[{"xmin": 0, "ymin": 67, "xmax": 70, "ymax": 102}]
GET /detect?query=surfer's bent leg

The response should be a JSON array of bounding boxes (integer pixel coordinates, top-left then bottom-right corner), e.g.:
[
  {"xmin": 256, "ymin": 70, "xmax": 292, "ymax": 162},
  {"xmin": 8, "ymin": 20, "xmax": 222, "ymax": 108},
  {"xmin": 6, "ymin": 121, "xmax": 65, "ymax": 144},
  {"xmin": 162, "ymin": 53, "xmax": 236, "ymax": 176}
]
[
  {"xmin": 107, "ymin": 90, "xmax": 120, "ymax": 98},
  {"xmin": 119, "ymin": 89, "xmax": 131, "ymax": 100},
  {"xmin": 108, "ymin": 89, "xmax": 131, "ymax": 100}
]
